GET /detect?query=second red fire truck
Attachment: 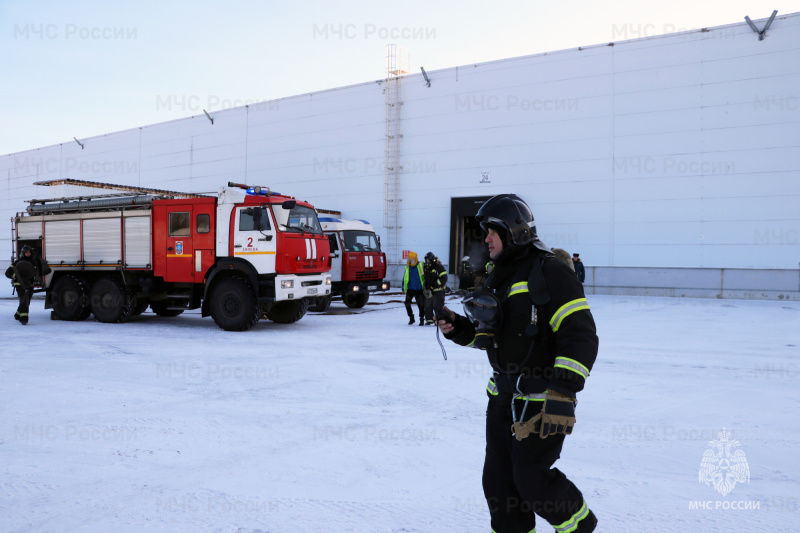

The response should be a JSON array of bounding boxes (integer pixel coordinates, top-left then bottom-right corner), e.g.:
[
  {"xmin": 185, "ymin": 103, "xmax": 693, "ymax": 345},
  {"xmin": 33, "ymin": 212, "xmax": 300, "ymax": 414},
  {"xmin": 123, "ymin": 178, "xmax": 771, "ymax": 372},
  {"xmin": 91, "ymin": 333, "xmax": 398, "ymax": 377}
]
[{"xmin": 309, "ymin": 216, "xmax": 389, "ymax": 312}]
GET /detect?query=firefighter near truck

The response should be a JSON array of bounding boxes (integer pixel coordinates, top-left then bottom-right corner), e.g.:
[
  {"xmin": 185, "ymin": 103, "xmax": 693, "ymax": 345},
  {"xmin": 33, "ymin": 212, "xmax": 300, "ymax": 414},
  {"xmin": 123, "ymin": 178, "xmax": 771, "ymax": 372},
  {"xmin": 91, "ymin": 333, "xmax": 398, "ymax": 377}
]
[
  {"xmin": 10, "ymin": 181, "xmax": 332, "ymax": 331},
  {"xmin": 308, "ymin": 216, "xmax": 389, "ymax": 312}
]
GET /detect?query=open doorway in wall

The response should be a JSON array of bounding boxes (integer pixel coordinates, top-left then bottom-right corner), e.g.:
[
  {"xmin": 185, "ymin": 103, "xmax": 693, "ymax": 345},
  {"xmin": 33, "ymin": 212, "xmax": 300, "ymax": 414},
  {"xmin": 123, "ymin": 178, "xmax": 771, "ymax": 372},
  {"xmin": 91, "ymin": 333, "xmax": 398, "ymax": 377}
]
[{"xmin": 449, "ymin": 196, "xmax": 494, "ymax": 289}]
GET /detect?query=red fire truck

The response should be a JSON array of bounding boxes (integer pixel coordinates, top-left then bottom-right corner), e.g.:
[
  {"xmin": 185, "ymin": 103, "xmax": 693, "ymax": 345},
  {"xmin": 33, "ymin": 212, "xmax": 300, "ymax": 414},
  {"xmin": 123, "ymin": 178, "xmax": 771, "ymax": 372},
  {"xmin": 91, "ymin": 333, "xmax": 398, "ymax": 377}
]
[
  {"xmin": 308, "ymin": 216, "xmax": 389, "ymax": 312},
  {"xmin": 11, "ymin": 181, "xmax": 331, "ymax": 331}
]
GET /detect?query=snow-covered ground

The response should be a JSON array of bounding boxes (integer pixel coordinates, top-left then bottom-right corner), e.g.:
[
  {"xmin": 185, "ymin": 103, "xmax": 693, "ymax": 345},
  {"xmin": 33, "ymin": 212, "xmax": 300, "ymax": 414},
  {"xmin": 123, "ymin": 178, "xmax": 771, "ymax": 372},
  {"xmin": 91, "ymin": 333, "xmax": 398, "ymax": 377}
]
[{"xmin": 1, "ymin": 292, "xmax": 798, "ymax": 532}]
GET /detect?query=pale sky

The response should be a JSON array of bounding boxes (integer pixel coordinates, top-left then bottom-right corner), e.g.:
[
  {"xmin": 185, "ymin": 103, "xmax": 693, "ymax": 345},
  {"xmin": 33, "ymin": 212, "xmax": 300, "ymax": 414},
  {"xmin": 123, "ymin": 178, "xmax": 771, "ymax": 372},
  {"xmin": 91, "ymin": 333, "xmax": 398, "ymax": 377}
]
[{"xmin": 1, "ymin": 0, "xmax": 796, "ymax": 155}]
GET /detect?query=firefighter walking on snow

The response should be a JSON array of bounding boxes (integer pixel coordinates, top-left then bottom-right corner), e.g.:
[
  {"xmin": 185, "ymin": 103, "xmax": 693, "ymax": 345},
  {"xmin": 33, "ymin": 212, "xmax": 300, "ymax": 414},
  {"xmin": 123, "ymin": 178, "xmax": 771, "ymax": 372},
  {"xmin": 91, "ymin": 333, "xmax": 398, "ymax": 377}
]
[
  {"xmin": 422, "ymin": 252, "xmax": 447, "ymax": 325},
  {"xmin": 5, "ymin": 245, "xmax": 50, "ymax": 325},
  {"xmin": 436, "ymin": 194, "xmax": 599, "ymax": 533}
]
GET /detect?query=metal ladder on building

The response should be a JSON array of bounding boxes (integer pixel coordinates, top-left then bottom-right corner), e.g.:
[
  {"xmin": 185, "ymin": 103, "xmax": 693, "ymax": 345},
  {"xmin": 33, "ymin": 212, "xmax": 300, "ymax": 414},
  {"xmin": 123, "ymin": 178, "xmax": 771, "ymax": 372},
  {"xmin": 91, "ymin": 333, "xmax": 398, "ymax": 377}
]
[{"xmin": 384, "ymin": 45, "xmax": 410, "ymax": 272}]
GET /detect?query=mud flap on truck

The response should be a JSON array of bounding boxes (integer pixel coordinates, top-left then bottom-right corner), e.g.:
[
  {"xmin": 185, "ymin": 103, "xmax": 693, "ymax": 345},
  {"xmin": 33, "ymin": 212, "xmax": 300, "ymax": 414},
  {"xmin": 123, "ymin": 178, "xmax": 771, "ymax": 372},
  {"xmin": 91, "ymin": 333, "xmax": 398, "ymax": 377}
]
[
  {"xmin": 265, "ymin": 298, "xmax": 309, "ymax": 323},
  {"xmin": 308, "ymin": 294, "xmax": 332, "ymax": 312}
]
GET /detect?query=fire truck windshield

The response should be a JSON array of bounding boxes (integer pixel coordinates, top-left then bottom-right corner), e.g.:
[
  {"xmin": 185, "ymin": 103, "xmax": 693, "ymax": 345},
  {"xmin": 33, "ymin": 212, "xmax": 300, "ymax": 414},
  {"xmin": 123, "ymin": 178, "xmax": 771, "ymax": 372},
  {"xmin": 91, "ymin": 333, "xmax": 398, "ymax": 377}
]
[
  {"xmin": 341, "ymin": 230, "xmax": 380, "ymax": 252},
  {"xmin": 274, "ymin": 204, "xmax": 323, "ymax": 234}
]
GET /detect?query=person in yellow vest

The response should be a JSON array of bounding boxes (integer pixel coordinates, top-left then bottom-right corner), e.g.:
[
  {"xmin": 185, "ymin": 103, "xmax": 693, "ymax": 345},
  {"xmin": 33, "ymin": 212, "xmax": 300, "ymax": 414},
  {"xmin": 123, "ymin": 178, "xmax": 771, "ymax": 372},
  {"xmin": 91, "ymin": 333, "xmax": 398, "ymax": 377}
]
[{"xmin": 402, "ymin": 252, "xmax": 425, "ymax": 326}]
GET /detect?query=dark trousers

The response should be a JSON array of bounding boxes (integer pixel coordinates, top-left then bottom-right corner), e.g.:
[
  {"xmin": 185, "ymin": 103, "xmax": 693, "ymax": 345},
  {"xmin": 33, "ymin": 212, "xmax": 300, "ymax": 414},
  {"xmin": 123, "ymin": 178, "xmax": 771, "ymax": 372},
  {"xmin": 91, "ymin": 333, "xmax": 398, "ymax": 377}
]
[
  {"xmin": 404, "ymin": 289, "xmax": 424, "ymax": 319},
  {"xmin": 16, "ymin": 287, "xmax": 33, "ymax": 317},
  {"xmin": 423, "ymin": 289, "xmax": 445, "ymax": 321},
  {"xmin": 483, "ymin": 394, "xmax": 586, "ymax": 533}
]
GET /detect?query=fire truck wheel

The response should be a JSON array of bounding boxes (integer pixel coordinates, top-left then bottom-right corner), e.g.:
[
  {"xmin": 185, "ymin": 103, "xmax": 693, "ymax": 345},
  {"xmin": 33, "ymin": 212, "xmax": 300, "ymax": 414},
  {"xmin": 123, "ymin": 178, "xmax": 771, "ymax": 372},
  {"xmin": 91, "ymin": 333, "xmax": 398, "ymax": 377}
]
[
  {"xmin": 343, "ymin": 292, "xmax": 370, "ymax": 309},
  {"xmin": 50, "ymin": 275, "xmax": 90, "ymax": 321},
  {"xmin": 307, "ymin": 295, "xmax": 332, "ymax": 312},
  {"xmin": 149, "ymin": 300, "xmax": 184, "ymax": 317},
  {"xmin": 266, "ymin": 299, "xmax": 309, "ymax": 323},
  {"xmin": 90, "ymin": 277, "xmax": 135, "ymax": 323},
  {"xmin": 210, "ymin": 277, "xmax": 260, "ymax": 331}
]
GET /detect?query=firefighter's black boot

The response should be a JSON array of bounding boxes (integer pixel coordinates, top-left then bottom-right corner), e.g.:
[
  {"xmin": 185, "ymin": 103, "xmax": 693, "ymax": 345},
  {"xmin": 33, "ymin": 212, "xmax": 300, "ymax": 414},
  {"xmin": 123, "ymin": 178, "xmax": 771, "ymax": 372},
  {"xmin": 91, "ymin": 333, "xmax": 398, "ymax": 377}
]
[
  {"xmin": 574, "ymin": 510, "xmax": 597, "ymax": 532},
  {"xmin": 419, "ymin": 317, "xmax": 424, "ymax": 326},
  {"xmin": 19, "ymin": 314, "xmax": 28, "ymax": 325},
  {"xmin": 14, "ymin": 312, "xmax": 20, "ymax": 321},
  {"xmin": 408, "ymin": 316, "xmax": 415, "ymax": 325}
]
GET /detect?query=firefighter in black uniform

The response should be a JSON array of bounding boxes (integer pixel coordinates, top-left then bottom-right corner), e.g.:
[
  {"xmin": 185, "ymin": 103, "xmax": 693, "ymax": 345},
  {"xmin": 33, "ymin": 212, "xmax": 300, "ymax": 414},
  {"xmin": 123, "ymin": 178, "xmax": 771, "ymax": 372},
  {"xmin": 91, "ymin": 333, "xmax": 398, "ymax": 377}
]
[
  {"xmin": 5, "ymin": 245, "xmax": 50, "ymax": 325},
  {"xmin": 436, "ymin": 194, "xmax": 598, "ymax": 533},
  {"xmin": 459, "ymin": 255, "xmax": 475, "ymax": 291},
  {"xmin": 422, "ymin": 252, "xmax": 447, "ymax": 325}
]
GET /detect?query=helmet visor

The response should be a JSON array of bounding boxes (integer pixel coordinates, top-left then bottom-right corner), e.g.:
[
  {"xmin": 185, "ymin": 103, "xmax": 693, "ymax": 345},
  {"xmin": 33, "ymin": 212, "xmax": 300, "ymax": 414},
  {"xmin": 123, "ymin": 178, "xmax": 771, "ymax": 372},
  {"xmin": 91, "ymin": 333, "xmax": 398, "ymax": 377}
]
[{"xmin": 478, "ymin": 216, "xmax": 507, "ymax": 234}]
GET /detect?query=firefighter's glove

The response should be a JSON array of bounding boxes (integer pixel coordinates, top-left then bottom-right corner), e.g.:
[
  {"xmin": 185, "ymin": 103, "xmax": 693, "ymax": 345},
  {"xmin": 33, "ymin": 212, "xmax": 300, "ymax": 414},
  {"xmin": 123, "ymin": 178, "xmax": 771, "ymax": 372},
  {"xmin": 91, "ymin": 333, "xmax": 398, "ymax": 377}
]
[{"xmin": 538, "ymin": 390, "xmax": 576, "ymax": 438}]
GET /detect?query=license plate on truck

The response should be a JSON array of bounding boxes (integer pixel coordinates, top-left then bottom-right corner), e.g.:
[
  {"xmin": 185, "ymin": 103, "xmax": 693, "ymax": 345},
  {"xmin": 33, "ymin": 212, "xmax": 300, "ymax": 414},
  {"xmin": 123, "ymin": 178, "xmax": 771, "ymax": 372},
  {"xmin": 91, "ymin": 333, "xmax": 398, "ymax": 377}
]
[
  {"xmin": 368, "ymin": 285, "xmax": 377, "ymax": 290},
  {"xmin": 308, "ymin": 288, "xmax": 318, "ymax": 294}
]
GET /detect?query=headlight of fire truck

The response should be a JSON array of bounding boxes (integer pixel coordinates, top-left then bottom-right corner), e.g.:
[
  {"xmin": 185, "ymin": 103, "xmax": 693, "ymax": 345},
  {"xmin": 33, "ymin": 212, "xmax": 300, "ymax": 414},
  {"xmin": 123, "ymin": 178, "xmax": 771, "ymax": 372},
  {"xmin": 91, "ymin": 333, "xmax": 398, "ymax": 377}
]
[
  {"xmin": 281, "ymin": 280, "xmax": 294, "ymax": 289},
  {"xmin": 326, "ymin": 277, "xmax": 332, "ymax": 285}
]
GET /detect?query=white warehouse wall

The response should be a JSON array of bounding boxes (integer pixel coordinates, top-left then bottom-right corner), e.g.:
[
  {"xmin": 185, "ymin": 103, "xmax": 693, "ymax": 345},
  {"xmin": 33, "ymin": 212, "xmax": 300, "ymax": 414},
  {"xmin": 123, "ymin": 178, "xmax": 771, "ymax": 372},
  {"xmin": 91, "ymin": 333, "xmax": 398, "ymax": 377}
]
[{"xmin": 2, "ymin": 13, "xmax": 799, "ymax": 299}]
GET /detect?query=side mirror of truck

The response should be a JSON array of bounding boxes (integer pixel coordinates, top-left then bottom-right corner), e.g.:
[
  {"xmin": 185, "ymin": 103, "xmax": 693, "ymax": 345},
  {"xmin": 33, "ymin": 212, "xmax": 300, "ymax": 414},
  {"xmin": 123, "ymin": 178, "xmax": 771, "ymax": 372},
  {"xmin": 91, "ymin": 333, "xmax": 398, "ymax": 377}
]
[
  {"xmin": 281, "ymin": 200, "xmax": 297, "ymax": 210},
  {"xmin": 252, "ymin": 206, "xmax": 263, "ymax": 227}
]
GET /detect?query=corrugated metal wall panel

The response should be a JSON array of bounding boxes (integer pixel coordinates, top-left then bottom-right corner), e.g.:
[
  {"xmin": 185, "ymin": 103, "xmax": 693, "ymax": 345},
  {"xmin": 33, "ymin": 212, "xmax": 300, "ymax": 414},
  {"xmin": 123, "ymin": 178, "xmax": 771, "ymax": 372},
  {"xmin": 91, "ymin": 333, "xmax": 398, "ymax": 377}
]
[
  {"xmin": 44, "ymin": 220, "xmax": 81, "ymax": 263},
  {"xmin": 83, "ymin": 218, "xmax": 122, "ymax": 263},
  {"xmin": 124, "ymin": 216, "xmax": 151, "ymax": 267},
  {"xmin": 16, "ymin": 220, "xmax": 42, "ymax": 240}
]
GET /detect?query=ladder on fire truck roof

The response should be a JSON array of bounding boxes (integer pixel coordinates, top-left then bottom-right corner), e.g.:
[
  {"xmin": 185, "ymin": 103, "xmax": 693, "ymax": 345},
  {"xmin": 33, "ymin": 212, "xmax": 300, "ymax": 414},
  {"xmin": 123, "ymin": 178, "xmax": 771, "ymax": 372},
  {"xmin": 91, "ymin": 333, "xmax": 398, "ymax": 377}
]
[
  {"xmin": 32, "ymin": 179, "xmax": 210, "ymax": 199},
  {"xmin": 25, "ymin": 179, "xmax": 212, "ymax": 215}
]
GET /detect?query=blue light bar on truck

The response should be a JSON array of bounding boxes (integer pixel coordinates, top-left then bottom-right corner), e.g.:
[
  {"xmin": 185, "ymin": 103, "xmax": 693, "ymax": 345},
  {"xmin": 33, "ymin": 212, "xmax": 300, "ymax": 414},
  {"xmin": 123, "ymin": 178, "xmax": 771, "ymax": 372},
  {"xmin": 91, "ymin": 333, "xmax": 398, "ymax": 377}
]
[
  {"xmin": 245, "ymin": 188, "xmax": 283, "ymax": 197},
  {"xmin": 228, "ymin": 182, "xmax": 280, "ymax": 196}
]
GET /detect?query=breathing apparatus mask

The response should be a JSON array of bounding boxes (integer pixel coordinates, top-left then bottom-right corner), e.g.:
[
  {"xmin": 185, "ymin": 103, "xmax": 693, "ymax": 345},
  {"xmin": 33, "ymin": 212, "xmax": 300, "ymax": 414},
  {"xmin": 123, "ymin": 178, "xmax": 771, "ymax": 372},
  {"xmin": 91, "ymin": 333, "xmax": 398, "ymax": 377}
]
[{"xmin": 462, "ymin": 290, "xmax": 503, "ymax": 351}]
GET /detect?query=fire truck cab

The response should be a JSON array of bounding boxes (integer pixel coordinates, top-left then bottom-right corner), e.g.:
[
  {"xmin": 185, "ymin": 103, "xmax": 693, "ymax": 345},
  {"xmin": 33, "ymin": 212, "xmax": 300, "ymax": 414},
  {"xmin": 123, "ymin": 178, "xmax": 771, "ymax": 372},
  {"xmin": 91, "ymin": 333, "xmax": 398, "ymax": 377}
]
[{"xmin": 310, "ymin": 217, "xmax": 389, "ymax": 311}]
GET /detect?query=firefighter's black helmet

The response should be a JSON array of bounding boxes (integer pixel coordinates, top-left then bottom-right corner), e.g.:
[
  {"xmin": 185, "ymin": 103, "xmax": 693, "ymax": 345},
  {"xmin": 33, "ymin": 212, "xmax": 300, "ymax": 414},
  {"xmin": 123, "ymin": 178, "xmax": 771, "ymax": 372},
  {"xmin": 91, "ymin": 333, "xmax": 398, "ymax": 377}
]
[
  {"xmin": 424, "ymin": 251, "xmax": 435, "ymax": 263},
  {"xmin": 21, "ymin": 245, "xmax": 33, "ymax": 255},
  {"xmin": 476, "ymin": 194, "xmax": 537, "ymax": 246}
]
